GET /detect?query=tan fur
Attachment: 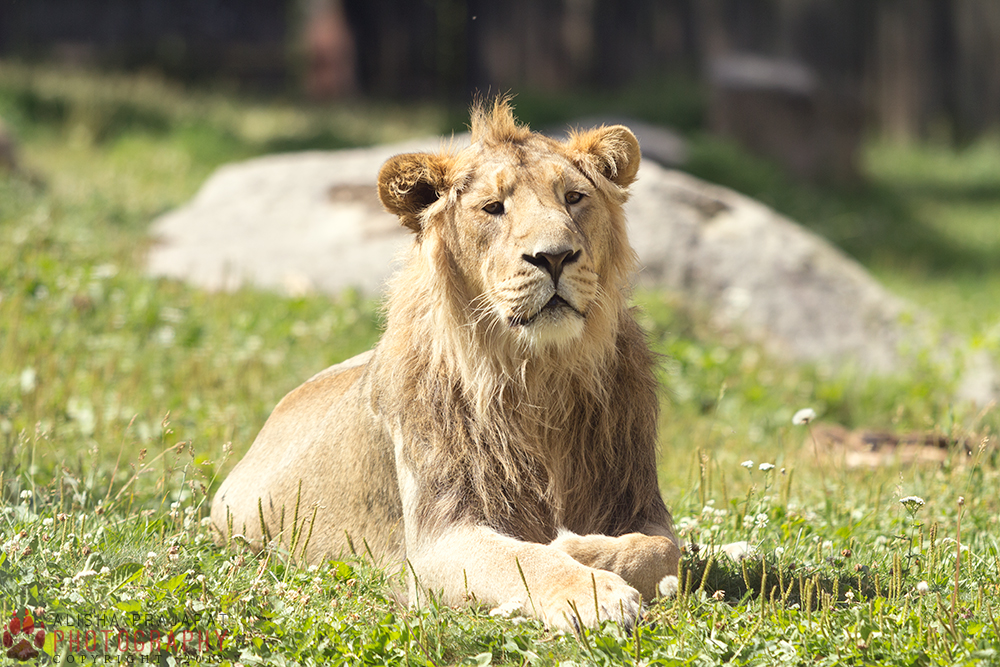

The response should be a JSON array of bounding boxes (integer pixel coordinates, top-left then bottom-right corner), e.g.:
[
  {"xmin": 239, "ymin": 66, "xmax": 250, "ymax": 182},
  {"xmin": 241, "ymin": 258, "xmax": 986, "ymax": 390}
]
[{"xmin": 211, "ymin": 99, "xmax": 679, "ymax": 632}]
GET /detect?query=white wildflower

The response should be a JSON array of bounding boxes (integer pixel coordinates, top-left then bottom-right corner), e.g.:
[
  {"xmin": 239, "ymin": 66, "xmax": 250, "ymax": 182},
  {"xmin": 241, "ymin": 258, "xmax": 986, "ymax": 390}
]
[
  {"xmin": 19, "ymin": 489, "xmax": 32, "ymax": 500},
  {"xmin": 900, "ymin": 496, "xmax": 926, "ymax": 513},
  {"xmin": 792, "ymin": 408, "xmax": 816, "ymax": 425},
  {"xmin": 741, "ymin": 460, "xmax": 754, "ymax": 469},
  {"xmin": 93, "ymin": 263, "xmax": 118, "ymax": 279},
  {"xmin": 758, "ymin": 462, "xmax": 775, "ymax": 472},
  {"xmin": 19, "ymin": 367, "xmax": 37, "ymax": 394}
]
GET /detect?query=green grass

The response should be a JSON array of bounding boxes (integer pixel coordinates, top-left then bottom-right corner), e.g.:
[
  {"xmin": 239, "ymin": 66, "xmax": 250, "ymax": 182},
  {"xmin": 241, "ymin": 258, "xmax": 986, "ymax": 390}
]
[{"xmin": 1, "ymin": 63, "xmax": 1000, "ymax": 665}]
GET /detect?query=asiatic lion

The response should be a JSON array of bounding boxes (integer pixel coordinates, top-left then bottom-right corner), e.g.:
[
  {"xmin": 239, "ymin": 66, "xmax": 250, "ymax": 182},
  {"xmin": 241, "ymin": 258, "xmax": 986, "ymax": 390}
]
[{"xmin": 211, "ymin": 99, "xmax": 680, "ymax": 632}]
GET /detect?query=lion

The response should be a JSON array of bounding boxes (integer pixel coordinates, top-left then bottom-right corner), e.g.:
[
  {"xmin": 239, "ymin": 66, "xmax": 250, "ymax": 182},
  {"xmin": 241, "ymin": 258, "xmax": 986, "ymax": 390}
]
[{"xmin": 211, "ymin": 99, "xmax": 681, "ymax": 632}]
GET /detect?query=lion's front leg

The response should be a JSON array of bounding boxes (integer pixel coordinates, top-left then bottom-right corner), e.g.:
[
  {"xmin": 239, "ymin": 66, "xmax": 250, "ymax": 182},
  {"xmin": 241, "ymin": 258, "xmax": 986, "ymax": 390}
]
[
  {"xmin": 549, "ymin": 531, "xmax": 680, "ymax": 601},
  {"xmin": 406, "ymin": 525, "xmax": 642, "ymax": 633}
]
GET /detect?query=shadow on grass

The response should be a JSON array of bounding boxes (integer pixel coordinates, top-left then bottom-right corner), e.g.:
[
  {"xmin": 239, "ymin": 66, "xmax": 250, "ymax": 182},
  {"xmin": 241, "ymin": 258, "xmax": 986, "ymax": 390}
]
[
  {"xmin": 683, "ymin": 135, "xmax": 1000, "ymax": 278},
  {"xmin": 679, "ymin": 549, "xmax": 887, "ymax": 609}
]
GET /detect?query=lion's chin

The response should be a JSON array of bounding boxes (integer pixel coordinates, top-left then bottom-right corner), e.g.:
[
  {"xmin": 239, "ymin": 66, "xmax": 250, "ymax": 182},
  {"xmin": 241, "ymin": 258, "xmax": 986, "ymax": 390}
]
[
  {"xmin": 508, "ymin": 298, "xmax": 587, "ymax": 349},
  {"xmin": 523, "ymin": 316, "xmax": 586, "ymax": 349}
]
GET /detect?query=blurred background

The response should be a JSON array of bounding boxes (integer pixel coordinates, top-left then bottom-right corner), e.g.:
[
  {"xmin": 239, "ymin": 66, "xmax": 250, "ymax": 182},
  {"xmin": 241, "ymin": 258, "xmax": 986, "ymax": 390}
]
[{"xmin": 3, "ymin": 0, "xmax": 1000, "ymax": 148}]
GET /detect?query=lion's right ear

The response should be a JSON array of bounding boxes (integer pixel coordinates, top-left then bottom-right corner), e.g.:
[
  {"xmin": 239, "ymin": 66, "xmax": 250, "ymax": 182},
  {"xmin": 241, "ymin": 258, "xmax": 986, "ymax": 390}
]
[
  {"xmin": 566, "ymin": 125, "xmax": 641, "ymax": 188},
  {"xmin": 377, "ymin": 153, "xmax": 450, "ymax": 233}
]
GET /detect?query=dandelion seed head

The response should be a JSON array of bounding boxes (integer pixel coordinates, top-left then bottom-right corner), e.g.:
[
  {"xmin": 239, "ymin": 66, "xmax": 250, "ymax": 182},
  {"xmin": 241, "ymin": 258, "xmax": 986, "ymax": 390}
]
[{"xmin": 792, "ymin": 408, "xmax": 816, "ymax": 425}]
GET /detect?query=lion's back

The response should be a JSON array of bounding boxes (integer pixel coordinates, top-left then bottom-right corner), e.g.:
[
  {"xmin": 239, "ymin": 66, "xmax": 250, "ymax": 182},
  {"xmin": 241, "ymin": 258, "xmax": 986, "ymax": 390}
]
[{"xmin": 211, "ymin": 350, "xmax": 404, "ymax": 563}]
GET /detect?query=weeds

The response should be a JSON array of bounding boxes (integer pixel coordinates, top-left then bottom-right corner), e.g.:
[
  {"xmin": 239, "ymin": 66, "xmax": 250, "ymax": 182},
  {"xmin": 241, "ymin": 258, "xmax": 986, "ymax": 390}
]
[{"xmin": 1, "ymin": 64, "xmax": 1000, "ymax": 664}]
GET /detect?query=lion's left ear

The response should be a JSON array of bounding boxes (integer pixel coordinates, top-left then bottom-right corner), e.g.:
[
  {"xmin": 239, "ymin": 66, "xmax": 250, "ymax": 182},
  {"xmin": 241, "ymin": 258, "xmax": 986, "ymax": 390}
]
[
  {"xmin": 566, "ymin": 125, "xmax": 641, "ymax": 188},
  {"xmin": 377, "ymin": 152, "xmax": 451, "ymax": 233}
]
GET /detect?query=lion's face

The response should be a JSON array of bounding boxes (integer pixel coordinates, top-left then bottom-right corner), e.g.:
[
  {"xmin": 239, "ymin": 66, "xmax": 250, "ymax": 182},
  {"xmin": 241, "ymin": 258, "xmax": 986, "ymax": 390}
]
[
  {"xmin": 378, "ymin": 102, "xmax": 640, "ymax": 353},
  {"xmin": 447, "ymin": 145, "xmax": 605, "ymax": 348}
]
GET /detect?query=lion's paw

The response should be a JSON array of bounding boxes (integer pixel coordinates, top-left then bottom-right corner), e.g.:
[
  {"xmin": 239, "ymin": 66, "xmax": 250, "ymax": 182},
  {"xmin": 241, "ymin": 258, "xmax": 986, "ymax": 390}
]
[
  {"xmin": 657, "ymin": 574, "xmax": 679, "ymax": 598},
  {"xmin": 537, "ymin": 570, "xmax": 641, "ymax": 633}
]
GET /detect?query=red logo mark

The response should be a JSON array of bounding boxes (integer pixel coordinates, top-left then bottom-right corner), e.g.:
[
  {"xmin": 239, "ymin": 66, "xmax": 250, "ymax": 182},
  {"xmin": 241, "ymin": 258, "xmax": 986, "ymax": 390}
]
[{"xmin": 2, "ymin": 609, "xmax": 45, "ymax": 661}]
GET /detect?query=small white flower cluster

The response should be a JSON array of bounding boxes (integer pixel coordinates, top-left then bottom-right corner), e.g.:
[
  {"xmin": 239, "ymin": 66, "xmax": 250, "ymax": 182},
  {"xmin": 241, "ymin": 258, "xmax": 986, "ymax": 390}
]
[
  {"xmin": 900, "ymin": 496, "xmax": 926, "ymax": 516},
  {"xmin": 675, "ymin": 501, "xmax": 729, "ymax": 539},
  {"xmin": 742, "ymin": 512, "xmax": 769, "ymax": 530},
  {"xmin": 1, "ymin": 534, "xmax": 23, "ymax": 556},
  {"xmin": 741, "ymin": 460, "xmax": 777, "ymax": 473},
  {"xmin": 72, "ymin": 568, "xmax": 98, "ymax": 582},
  {"xmin": 792, "ymin": 408, "xmax": 816, "ymax": 425}
]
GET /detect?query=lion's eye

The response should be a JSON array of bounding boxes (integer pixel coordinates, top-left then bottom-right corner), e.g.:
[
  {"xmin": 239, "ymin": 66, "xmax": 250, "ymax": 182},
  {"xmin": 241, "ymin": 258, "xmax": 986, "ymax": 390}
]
[
  {"xmin": 565, "ymin": 191, "xmax": 585, "ymax": 205},
  {"xmin": 482, "ymin": 201, "xmax": 504, "ymax": 215}
]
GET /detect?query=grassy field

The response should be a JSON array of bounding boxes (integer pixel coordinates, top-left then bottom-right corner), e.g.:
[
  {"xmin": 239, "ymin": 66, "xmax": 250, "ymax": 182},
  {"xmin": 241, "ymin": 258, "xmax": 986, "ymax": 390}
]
[{"xmin": 1, "ymin": 63, "xmax": 1000, "ymax": 665}]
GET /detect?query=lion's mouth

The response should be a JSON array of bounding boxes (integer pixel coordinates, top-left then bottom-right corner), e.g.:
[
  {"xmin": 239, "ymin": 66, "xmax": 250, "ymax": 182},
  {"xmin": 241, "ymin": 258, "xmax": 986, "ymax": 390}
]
[{"xmin": 508, "ymin": 295, "xmax": 584, "ymax": 327}]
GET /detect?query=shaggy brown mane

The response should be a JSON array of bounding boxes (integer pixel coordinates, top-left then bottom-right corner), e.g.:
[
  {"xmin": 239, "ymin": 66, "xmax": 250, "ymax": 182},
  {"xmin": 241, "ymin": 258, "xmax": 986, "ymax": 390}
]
[{"xmin": 371, "ymin": 100, "xmax": 667, "ymax": 543}]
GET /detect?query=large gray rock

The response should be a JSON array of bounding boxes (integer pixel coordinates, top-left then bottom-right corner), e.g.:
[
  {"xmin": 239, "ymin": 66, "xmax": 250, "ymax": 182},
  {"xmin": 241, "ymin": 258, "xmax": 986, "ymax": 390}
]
[
  {"xmin": 629, "ymin": 165, "xmax": 911, "ymax": 373},
  {"xmin": 147, "ymin": 135, "xmax": 448, "ymax": 295},
  {"xmin": 146, "ymin": 138, "xmax": 999, "ymax": 404}
]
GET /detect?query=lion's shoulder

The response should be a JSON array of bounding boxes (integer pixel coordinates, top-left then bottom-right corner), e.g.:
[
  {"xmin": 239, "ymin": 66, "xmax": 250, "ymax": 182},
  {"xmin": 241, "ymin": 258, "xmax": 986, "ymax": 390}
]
[{"xmin": 305, "ymin": 349, "xmax": 374, "ymax": 384}]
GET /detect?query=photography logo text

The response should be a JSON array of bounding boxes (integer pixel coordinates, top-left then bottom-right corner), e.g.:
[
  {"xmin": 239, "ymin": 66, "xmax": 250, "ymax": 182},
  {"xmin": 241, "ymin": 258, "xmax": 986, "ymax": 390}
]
[{"xmin": 3, "ymin": 608, "xmax": 228, "ymax": 664}]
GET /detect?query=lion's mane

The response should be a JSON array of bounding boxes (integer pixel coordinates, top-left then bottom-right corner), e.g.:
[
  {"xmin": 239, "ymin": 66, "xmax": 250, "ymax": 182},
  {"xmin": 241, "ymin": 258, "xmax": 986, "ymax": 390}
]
[{"xmin": 370, "ymin": 99, "xmax": 668, "ymax": 545}]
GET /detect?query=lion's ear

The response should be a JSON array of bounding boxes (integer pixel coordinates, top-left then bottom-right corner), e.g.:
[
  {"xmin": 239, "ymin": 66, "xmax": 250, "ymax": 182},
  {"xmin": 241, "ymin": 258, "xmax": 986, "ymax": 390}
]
[
  {"xmin": 566, "ymin": 125, "xmax": 641, "ymax": 188},
  {"xmin": 377, "ymin": 153, "xmax": 450, "ymax": 233}
]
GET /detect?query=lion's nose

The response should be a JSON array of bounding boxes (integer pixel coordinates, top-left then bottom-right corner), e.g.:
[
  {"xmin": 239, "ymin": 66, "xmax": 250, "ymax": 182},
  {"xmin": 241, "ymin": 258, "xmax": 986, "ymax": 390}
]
[{"xmin": 523, "ymin": 247, "xmax": 581, "ymax": 286}]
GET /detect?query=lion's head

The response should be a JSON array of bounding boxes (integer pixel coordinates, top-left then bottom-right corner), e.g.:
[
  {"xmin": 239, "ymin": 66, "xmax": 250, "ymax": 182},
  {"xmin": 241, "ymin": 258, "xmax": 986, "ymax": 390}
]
[{"xmin": 377, "ymin": 98, "xmax": 641, "ymax": 361}]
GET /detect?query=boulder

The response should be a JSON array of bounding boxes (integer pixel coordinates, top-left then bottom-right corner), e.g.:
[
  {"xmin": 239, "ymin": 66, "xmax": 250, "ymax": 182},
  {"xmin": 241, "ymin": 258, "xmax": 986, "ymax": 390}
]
[
  {"xmin": 146, "ymin": 135, "xmax": 999, "ymax": 404},
  {"xmin": 147, "ymin": 135, "xmax": 446, "ymax": 295},
  {"xmin": 628, "ymin": 164, "xmax": 913, "ymax": 374}
]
